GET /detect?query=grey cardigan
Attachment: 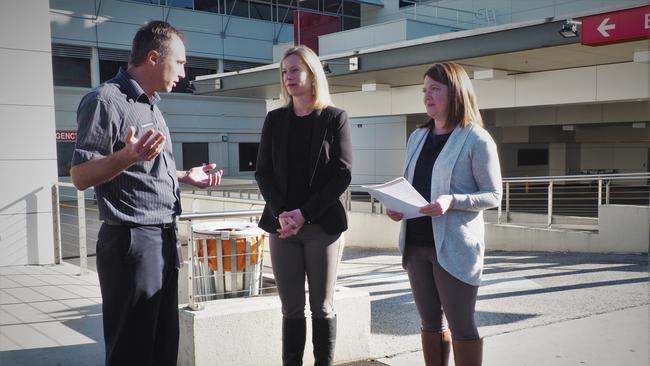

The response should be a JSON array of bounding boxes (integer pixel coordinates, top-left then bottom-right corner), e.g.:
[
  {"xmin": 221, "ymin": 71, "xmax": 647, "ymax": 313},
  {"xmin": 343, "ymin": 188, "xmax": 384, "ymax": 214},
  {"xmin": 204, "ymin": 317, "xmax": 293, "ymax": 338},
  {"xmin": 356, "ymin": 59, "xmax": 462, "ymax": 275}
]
[{"xmin": 399, "ymin": 123, "xmax": 502, "ymax": 286}]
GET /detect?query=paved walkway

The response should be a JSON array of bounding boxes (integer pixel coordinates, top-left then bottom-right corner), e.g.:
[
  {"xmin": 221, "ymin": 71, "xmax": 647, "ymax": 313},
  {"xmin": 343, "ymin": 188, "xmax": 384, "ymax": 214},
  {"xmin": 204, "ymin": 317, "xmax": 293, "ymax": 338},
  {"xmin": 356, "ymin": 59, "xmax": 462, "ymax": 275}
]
[{"xmin": 1, "ymin": 249, "xmax": 648, "ymax": 365}]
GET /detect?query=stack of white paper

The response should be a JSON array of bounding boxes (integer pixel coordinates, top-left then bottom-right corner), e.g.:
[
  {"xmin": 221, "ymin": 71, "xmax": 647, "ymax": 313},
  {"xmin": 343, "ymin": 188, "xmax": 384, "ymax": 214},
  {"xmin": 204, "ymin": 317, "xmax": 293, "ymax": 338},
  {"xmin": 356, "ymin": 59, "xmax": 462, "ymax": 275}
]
[{"xmin": 362, "ymin": 177, "xmax": 428, "ymax": 219}]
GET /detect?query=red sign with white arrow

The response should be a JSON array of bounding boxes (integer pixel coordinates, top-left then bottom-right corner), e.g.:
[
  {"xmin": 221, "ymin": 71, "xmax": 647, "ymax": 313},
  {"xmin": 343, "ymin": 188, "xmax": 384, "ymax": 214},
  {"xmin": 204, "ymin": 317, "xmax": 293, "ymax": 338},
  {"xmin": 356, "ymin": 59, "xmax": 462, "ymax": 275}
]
[{"xmin": 581, "ymin": 5, "xmax": 650, "ymax": 46}]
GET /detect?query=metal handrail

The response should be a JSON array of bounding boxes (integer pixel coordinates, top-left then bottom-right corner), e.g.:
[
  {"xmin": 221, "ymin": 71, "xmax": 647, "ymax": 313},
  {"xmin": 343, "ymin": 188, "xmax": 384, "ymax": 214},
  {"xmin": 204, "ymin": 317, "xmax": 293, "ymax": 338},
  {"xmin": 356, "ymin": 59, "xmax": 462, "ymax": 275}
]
[
  {"xmin": 502, "ymin": 172, "xmax": 650, "ymax": 183},
  {"xmin": 346, "ymin": 172, "xmax": 650, "ymax": 225},
  {"xmin": 53, "ymin": 172, "xmax": 648, "ymax": 277}
]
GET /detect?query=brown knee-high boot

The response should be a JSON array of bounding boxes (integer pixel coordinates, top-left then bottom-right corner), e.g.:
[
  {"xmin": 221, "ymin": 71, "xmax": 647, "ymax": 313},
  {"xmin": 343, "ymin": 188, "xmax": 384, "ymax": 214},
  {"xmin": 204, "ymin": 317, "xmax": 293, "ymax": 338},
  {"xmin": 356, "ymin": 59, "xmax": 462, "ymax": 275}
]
[
  {"xmin": 421, "ymin": 330, "xmax": 451, "ymax": 366},
  {"xmin": 451, "ymin": 338, "xmax": 483, "ymax": 366}
]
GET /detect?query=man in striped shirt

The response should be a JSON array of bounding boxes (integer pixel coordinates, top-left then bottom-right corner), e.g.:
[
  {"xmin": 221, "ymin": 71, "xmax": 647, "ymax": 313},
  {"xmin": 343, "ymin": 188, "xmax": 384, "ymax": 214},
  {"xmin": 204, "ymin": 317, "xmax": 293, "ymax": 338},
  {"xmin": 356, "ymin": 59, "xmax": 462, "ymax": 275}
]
[{"xmin": 70, "ymin": 21, "xmax": 221, "ymax": 366}]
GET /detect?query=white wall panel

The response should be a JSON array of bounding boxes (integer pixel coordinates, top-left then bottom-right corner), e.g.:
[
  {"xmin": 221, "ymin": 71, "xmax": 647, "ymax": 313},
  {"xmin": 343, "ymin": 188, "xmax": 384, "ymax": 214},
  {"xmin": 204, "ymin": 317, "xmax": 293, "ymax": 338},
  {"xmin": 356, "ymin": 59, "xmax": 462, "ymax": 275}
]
[
  {"xmin": 501, "ymin": 126, "xmax": 529, "ymax": 143},
  {"xmin": 556, "ymin": 104, "xmax": 604, "ymax": 124},
  {"xmin": 352, "ymin": 150, "xmax": 376, "ymax": 176},
  {"xmin": 375, "ymin": 123, "xmax": 406, "ymax": 149},
  {"xmin": 597, "ymin": 62, "xmax": 650, "ymax": 102},
  {"xmin": 474, "ymin": 78, "xmax": 516, "ymax": 109},
  {"xmin": 0, "ymin": 105, "xmax": 57, "ymax": 160},
  {"xmin": 374, "ymin": 150, "xmax": 405, "ymax": 176},
  {"xmin": 391, "ymin": 85, "xmax": 422, "ymax": 115},
  {"xmin": 50, "ymin": 13, "xmax": 98, "ymax": 46},
  {"xmin": 98, "ymin": 0, "xmax": 164, "ymax": 22},
  {"xmin": 514, "ymin": 106, "xmax": 557, "ymax": 126},
  {"xmin": 341, "ymin": 91, "xmax": 392, "ymax": 117},
  {"xmin": 603, "ymin": 101, "xmax": 650, "ymax": 122},
  {"xmin": 97, "ymin": 21, "xmax": 145, "ymax": 49},
  {"xmin": 0, "ymin": 49, "xmax": 54, "ymax": 106},
  {"xmin": 0, "ymin": 212, "xmax": 56, "ymax": 266},
  {"xmin": 350, "ymin": 123, "xmax": 375, "ymax": 149},
  {"xmin": 1, "ymin": 0, "xmax": 52, "ymax": 50},
  {"xmin": 0, "ymin": 161, "xmax": 58, "ymax": 216},
  {"xmin": 549, "ymin": 143, "xmax": 566, "ymax": 176},
  {"xmin": 515, "ymin": 67, "xmax": 597, "ymax": 107},
  {"xmin": 0, "ymin": 1, "xmax": 58, "ymax": 265}
]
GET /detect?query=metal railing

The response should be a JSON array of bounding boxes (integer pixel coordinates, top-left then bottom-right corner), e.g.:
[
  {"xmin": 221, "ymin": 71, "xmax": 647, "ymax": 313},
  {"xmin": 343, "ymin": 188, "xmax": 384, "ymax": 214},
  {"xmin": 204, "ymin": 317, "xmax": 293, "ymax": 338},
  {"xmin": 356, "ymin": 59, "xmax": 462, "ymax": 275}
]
[
  {"xmin": 499, "ymin": 173, "xmax": 650, "ymax": 227},
  {"xmin": 53, "ymin": 172, "xmax": 649, "ymax": 275},
  {"xmin": 55, "ymin": 182, "xmax": 95, "ymax": 275},
  {"xmin": 350, "ymin": 172, "xmax": 650, "ymax": 228}
]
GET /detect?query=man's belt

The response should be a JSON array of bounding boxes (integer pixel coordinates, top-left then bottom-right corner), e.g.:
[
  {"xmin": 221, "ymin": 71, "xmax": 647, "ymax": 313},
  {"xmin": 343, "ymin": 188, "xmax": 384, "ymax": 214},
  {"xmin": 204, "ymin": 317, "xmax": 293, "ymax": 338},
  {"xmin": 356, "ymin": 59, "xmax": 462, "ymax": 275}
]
[{"xmin": 104, "ymin": 219, "xmax": 174, "ymax": 229}]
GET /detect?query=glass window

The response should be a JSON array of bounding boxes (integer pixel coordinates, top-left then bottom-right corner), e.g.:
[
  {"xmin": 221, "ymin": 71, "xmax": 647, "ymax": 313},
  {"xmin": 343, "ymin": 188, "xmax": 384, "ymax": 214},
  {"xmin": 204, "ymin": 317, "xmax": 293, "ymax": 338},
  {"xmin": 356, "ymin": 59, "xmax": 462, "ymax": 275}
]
[
  {"xmin": 52, "ymin": 56, "xmax": 91, "ymax": 87},
  {"xmin": 399, "ymin": 0, "xmax": 416, "ymax": 8},
  {"xmin": 194, "ymin": 0, "xmax": 220, "ymax": 13},
  {"xmin": 324, "ymin": 0, "xmax": 342, "ymax": 14},
  {"xmin": 299, "ymin": 0, "xmax": 319, "ymax": 11},
  {"xmin": 56, "ymin": 142, "xmax": 75, "ymax": 177},
  {"xmin": 182, "ymin": 143, "xmax": 209, "ymax": 170},
  {"xmin": 239, "ymin": 143, "xmax": 259, "ymax": 172},
  {"xmin": 251, "ymin": 1, "xmax": 272, "ymax": 21},
  {"xmin": 225, "ymin": 0, "xmax": 249, "ymax": 17},
  {"xmin": 129, "ymin": 0, "xmax": 161, "ymax": 4},
  {"xmin": 166, "ymin": 0, "xmax": 193, "ymax": 9},
  {"xmin": 277, "ymin": 6, "xmax": 295, "ymax": 24},
  {"xmin": 518, "ymin": 149, "xmax": 549, "ymax": 166},
  {"xmin": 99, "ymin": 60, "xmax": 128, "ymax": 83},
  {"xmin": 342, "ymin": 16, "xmax": 360, "ymax": 30},
  {"xmin": 173, "ymin": 67, "xmax": 216, "ymax": 93},
  {"xmin": 343, "ymin": 0, "xmax": 359, "ymax": 17}
]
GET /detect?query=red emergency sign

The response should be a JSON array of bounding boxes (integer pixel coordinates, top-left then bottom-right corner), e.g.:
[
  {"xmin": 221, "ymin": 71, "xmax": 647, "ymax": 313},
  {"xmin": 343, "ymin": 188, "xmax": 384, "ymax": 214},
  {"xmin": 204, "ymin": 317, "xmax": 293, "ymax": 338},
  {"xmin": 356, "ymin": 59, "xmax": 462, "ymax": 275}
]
[
  {"xmin": 56, "ymin": 130, "xmax": 77, "ymax": 142},
  {"xmin": 581, "ymin": 6, "xmax": 650, "ymax": 46}
]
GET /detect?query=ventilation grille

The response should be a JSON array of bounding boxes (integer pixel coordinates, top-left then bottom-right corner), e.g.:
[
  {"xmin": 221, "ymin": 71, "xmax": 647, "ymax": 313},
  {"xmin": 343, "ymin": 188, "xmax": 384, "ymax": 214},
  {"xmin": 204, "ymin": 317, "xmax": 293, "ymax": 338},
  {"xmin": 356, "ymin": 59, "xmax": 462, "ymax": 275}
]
[
  {"xmin": 98, "ymin": 48, "xmax": 131, "ymax": 62},
  {"xmin": 51, "ymin": 44, "xmax": 92, "ymax": 59},
  {"xmin": 223, "ymin": 59, "xmax": 265, "ymax": 72},
  {"xmin": 186, "ymin": 56, "xmax": 220, "ymax": 70}
]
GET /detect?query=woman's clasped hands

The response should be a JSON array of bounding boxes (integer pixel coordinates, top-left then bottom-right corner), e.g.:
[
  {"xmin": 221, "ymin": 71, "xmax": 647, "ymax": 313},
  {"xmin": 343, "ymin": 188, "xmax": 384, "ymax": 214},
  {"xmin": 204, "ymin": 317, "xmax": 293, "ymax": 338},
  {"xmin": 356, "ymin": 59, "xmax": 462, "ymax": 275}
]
[{"xmin": 277, "ymin": 209, "xmax": 306, "ymax": 238}]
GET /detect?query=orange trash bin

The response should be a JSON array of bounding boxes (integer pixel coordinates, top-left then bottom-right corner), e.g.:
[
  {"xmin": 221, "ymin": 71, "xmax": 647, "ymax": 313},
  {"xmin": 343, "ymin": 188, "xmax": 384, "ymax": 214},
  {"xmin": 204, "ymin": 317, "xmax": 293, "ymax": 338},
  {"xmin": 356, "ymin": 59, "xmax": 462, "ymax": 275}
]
[{"xmin": 192, "ymin": 221, "xmax": 266, "ymax": 299}]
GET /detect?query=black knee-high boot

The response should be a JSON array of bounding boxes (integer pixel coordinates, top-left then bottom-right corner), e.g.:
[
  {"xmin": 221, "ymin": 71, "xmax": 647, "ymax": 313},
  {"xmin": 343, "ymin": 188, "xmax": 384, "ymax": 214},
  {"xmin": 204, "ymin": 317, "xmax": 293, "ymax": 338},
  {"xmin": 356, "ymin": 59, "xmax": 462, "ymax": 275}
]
[
  {"xmin": 282, "ymin": 317, "xmax": 306, "ymax": 366},
  {"xmin": 312, "ymin": 316, "xmax": 337, "ymax": 366}
]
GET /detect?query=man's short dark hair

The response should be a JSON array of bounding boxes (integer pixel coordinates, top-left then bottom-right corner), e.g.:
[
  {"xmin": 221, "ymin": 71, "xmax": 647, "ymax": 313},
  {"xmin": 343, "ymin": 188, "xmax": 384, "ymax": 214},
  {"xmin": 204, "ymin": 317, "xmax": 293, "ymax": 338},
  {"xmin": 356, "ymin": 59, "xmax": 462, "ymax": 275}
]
[{"xmin": 130, "ymin": 21, "xmax": 183, "ymax": 66}]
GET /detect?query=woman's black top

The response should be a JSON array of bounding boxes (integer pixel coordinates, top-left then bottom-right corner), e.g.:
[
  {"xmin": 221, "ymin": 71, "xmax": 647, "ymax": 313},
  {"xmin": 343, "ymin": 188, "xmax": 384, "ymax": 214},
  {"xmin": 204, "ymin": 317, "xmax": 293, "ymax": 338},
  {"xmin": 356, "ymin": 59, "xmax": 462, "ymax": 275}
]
[
  {"xmin": 285, "ymin": 110, "xmax": 315, "ymax": 216},
  {"xmin": 405, "ymin": 129, "xmax": 452, "ymax": 247}
]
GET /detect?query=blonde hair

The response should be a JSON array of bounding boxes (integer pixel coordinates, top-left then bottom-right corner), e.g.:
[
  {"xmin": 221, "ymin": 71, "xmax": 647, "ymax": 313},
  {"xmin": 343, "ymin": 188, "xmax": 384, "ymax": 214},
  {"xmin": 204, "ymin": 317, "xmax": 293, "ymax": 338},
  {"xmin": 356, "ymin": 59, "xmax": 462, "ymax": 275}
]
[
  {"xmin": 419, "ymin": 62, "xmax": 483, "ymax": 129},
  {"xmin": 279, "ymin": 46, "xmax": 333, "ymax": 109}
]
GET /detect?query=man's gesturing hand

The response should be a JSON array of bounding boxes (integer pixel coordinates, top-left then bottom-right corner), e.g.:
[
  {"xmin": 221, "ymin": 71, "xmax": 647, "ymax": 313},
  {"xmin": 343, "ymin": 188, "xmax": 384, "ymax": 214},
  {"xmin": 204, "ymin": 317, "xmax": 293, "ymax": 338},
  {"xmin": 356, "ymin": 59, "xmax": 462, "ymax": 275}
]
[
  {"xmin": 122, "ymin": 126, "xmax": 166, "ymax": 163},
  {"xmin": 179, "ymin": 163, "xmax": 223, "ymax": 188}
]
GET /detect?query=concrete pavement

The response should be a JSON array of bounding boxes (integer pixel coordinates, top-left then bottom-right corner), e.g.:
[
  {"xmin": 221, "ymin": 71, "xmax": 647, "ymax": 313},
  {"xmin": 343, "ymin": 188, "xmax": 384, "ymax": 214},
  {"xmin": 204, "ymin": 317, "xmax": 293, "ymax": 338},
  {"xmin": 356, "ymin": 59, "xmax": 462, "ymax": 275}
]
[{"xmin": 1, "ymin": 248, "xmax": 648, "ymax": 366}]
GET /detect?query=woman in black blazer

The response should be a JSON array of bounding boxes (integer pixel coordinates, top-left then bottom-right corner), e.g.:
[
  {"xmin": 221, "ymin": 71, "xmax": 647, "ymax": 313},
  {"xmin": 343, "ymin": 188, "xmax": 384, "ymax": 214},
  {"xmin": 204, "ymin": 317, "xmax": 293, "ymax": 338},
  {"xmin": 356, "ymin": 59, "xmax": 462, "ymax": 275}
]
[{"xmin": 255, "ymin": 45, "xmax": 352, "ymax": 366}]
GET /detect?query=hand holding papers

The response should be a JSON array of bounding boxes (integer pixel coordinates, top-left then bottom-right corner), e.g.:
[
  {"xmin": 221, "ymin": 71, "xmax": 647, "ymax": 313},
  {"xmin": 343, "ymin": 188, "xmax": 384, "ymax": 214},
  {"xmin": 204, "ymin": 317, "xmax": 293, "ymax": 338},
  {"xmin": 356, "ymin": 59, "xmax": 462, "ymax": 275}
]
[{"xmin": 362, "ymin": 177, "xmax": 429, "ymax": 219}]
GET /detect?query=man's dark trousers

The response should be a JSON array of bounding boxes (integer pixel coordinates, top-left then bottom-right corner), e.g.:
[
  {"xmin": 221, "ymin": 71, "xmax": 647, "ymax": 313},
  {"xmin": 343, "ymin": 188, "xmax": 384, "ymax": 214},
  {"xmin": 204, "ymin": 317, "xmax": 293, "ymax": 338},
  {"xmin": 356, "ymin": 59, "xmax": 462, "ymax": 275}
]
[{"xmin": 96, "ymin": 222, "xmax": 179, "ymax": 366}]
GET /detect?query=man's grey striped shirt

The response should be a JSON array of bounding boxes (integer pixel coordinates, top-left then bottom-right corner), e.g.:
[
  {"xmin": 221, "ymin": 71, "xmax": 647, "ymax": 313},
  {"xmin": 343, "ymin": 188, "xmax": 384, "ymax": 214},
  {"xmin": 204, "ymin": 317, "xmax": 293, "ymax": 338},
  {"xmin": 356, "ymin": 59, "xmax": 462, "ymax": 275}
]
[{"xmin": 72, "ymin": 69, "xmax": 181, "ymax": 225}]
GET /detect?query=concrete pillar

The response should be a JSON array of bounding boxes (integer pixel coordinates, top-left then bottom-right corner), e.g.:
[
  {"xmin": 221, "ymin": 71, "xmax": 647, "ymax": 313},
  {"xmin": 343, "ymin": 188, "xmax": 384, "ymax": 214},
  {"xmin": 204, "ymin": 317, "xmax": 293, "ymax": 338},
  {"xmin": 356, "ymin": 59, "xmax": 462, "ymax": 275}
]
[{"xmin": 0, "ymin": 0, "xmax": 58, "ymax": 265}]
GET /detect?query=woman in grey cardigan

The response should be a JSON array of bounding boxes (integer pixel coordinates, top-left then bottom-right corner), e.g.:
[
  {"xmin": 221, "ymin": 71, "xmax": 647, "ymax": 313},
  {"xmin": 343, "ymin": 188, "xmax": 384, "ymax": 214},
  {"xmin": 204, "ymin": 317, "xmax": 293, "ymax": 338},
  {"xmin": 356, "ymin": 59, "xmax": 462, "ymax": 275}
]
[{"xmin": 387, "ymin": 62, "xmax": 502, "ymax": 366}]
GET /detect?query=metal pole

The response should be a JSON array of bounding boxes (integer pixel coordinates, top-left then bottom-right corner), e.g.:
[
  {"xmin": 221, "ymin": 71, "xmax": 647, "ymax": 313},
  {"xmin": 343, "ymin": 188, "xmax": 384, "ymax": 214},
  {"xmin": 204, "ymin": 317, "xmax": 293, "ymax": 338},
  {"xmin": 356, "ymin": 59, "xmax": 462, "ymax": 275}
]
[
  {"xmin": 547, "ymin": 181, "xmax": 553, "ymax": 228},
  {"xmin": 597, "ymin": 179, "xmax": 602, "ymax": 206},
  {"xmin": 77, "ymin": 189, "xmax": 87, "ymax": 275},
  {"xmin": 187, "ymin": 219, "xmax": 202, "ymax": 310},
  {"xmin": 505, "ymin": 182, "xmax": 510, "ymax": 223},
  {"xmin": 497, "ymin": 190, "xmax": 502, "ymax": 224},
  {"xmin": 605, "ymin": 180, "xmax": 611, "ymax": 204},
  {"xmin": 52, "ymin": 184, "xmax": 62, "ymax": 265}
]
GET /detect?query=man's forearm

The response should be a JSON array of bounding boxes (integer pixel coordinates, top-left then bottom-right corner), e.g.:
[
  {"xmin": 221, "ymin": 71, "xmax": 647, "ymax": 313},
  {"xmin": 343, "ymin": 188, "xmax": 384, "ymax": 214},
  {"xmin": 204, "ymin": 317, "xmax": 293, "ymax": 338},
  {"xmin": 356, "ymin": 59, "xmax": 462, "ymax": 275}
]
[{"xmin": 70, "ymin": 150, "xmax": 133, "ymax": 190}]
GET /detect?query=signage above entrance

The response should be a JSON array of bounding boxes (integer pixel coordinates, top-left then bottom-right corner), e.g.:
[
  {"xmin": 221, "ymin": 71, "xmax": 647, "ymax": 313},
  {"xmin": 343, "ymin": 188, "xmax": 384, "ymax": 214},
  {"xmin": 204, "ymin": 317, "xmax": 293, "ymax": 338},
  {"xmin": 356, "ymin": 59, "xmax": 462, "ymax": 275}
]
[
  {"xmin": 581, "ymin": 5, "xmax": 650, "ymax": 46},
  {"xmin": 56, "ymin": 130, "xmax": 77, "ymax": 142}
]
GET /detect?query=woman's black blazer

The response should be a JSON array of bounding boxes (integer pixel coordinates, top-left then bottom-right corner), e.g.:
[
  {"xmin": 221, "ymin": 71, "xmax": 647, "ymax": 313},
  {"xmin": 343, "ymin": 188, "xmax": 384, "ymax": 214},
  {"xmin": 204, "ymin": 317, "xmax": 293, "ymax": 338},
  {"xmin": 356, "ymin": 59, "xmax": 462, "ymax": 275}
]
[{"xmin": 255, "ymin": 105, "xmax": 352, "ymax": 235}]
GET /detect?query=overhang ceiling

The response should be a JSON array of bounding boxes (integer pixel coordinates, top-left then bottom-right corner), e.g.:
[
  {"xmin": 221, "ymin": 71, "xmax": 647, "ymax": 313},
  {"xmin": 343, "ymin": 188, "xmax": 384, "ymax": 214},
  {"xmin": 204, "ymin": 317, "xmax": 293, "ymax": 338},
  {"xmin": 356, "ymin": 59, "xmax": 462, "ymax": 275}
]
[{"xmin": 192, "ymin": 17, "xmax": 649, "ymax": 99}]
